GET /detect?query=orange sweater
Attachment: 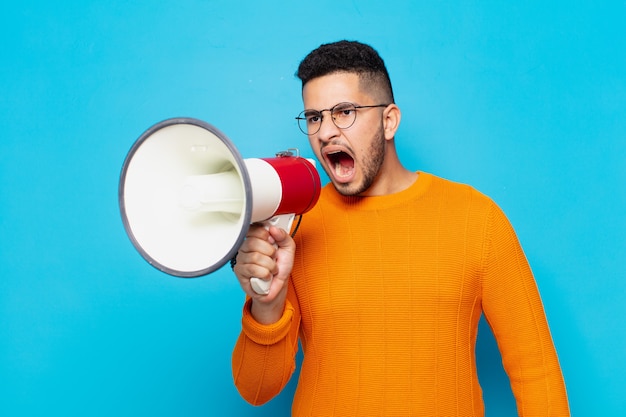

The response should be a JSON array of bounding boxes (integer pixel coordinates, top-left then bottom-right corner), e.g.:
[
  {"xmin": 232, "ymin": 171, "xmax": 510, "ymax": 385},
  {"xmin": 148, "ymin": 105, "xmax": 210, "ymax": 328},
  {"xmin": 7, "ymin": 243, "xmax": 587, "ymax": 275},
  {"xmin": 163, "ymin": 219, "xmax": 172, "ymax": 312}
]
[{"xmin": 232, "ymin": 172, "xmax": 569, "ymax": 416}]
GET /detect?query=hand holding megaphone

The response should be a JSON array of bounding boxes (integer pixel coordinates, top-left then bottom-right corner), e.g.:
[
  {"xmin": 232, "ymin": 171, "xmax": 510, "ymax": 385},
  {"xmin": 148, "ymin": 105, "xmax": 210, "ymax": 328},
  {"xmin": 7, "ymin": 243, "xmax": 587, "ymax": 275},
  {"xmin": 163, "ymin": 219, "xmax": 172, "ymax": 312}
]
[
  {"xmin": 247, "ymin": 214, "xmax": 295, "ymax": 295},
  {"xmin": 118, "ymin": 118, "xmax": 320, "ymax": 290}
]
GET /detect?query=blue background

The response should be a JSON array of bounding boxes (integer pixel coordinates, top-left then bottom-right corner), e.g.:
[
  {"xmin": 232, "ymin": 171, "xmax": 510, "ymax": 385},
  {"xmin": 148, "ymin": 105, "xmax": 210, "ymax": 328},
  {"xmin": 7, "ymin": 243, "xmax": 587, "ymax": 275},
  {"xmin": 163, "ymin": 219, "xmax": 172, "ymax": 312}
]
[{"xmin": 1, "ymin": 1, "xmax": 625, "ymax": 416}]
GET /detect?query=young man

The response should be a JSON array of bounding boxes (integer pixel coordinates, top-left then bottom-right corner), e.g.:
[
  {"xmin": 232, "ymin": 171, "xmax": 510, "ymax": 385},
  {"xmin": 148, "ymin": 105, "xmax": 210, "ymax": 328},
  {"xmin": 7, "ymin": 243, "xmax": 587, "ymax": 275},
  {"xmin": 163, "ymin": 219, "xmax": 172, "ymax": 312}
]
[{"xmin": 231, "ymin": 40, "xmax": 569, "ymax": 416}]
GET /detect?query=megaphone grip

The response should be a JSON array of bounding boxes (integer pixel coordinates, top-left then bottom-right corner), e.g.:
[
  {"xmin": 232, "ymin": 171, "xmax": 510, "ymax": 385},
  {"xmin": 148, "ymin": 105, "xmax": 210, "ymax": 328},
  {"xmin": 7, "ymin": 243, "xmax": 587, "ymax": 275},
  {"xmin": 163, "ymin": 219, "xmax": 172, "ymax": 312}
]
[{"xmin": 250, "ymin": 277, "xmax": 272, "ymax": 295}]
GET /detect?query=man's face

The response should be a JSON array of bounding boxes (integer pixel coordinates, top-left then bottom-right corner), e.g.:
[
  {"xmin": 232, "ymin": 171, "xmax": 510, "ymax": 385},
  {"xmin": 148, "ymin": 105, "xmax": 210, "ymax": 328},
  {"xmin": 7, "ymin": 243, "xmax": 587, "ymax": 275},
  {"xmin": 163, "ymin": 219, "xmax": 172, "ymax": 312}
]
[{"xmin": 302, "ymin": 72, "xmax": 387, "ymax": 196}]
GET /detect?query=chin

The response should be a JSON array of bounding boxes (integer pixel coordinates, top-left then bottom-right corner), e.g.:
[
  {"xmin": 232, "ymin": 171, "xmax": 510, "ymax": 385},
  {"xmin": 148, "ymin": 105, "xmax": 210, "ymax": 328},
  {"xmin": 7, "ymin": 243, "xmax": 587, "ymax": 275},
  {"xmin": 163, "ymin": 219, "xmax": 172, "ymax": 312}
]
[{"xmin": 332, "ymin": 179, "xmax": 366, "ymax": 197}]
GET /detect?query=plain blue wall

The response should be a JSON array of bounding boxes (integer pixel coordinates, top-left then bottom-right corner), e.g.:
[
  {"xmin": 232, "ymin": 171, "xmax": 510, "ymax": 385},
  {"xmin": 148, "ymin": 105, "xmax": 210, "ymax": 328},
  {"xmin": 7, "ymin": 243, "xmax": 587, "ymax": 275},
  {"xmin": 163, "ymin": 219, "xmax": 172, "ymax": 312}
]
[{"xmin": 1, "ymin": 1, "xmax": 625, "ymax": 416}]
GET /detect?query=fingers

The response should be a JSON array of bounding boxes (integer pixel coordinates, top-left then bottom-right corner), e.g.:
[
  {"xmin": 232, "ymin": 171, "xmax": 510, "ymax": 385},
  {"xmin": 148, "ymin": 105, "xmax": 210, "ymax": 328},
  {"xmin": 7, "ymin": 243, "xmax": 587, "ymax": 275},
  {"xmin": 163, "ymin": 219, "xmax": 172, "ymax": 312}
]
[
  {"xmin": 235, "ymin": 253, "xmax": 276, "ymax": 286},
  {"xmin": 233, "ymin": 224, "xmax": 294, "ymax": 300},
  {"xmin": 233, "ymin": 225, "xmax": 276, "ymax": 292},
  {"xmin": 240, "ymin": 224, "xmax": 293, "ymax": 262}
]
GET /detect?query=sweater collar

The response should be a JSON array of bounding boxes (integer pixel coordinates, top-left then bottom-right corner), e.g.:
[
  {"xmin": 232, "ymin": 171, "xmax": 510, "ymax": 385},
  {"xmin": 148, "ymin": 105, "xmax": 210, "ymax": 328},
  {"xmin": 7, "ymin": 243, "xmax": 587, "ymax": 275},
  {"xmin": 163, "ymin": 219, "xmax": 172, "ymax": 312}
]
[{"xmin": 322, "ymin": 171, "xmax": 432, "ymax": 211}]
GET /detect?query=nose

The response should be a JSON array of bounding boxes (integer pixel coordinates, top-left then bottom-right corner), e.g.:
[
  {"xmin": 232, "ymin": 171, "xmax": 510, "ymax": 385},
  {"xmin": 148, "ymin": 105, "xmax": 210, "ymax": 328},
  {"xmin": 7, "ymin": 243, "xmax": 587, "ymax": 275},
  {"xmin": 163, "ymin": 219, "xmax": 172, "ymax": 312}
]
[{"xmin": 315, "ymin": 112, "xmax": 341, "ymax": 143}]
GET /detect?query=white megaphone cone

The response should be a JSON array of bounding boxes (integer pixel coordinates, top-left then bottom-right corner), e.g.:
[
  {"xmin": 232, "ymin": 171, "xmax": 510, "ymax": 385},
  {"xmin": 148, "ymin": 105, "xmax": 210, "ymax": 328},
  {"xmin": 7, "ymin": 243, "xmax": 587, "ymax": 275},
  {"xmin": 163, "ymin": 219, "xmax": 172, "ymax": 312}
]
[{"xmin": 118, "ymin": 118, "xmax": 321, "ymax": 294}]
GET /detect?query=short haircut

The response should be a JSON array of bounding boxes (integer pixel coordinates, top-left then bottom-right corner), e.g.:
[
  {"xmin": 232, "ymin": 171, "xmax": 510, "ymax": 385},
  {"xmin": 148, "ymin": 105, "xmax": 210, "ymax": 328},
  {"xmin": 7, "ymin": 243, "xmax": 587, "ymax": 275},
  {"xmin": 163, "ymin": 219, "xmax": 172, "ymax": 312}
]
[{"xmin": 296, "ymin": 40, "xmax": 395, "ymax": 103}]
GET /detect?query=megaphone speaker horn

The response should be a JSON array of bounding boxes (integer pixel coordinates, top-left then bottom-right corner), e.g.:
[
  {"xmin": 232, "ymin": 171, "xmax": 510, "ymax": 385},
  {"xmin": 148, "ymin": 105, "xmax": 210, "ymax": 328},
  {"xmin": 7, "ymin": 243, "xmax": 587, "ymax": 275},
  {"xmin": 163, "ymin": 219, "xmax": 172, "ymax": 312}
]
[{"xmin": 118, "ymin": 118, "xmax": 321, "ymax": 284}]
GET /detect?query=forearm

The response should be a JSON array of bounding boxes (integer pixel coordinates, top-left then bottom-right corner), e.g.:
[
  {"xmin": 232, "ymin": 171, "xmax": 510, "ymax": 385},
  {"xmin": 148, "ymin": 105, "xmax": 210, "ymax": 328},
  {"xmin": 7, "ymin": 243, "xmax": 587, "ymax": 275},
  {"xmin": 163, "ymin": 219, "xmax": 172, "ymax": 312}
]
[
  {"xmin": 232, "ymin": 333, "xmax": 296, "ymax": 405},
  {"xmin": 232, "ymin": 297, "xmax": 300, "ymax": 405},
  {"xmin": 250, "ymin": 286, "xmax": 289, "ymax": 325},
  {"xmin": 483, "ymin": 204, "xmax": 570, "ymax": 415}
]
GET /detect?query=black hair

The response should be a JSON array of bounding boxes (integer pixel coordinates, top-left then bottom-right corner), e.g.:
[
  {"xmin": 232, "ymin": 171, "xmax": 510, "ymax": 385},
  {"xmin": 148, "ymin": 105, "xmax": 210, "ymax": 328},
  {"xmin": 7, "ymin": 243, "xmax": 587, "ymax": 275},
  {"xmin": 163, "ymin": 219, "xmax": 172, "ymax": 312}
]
[{"xmin": 296, "ymin": 40, "xmax": 395, "ymax": 103}]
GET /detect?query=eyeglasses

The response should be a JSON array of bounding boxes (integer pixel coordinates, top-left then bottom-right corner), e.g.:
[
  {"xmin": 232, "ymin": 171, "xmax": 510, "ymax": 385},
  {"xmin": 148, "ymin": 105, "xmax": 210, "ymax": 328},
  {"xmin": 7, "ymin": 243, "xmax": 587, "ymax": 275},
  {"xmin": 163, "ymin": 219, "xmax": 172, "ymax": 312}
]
[{"xmin": 295, "ymin": 102, "xmax": 389, "ymax": 135}]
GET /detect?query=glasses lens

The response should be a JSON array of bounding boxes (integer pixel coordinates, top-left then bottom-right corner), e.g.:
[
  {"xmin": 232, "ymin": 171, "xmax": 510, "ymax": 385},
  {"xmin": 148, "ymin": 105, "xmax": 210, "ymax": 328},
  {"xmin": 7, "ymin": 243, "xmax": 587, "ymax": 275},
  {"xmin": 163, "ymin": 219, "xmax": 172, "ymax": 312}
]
[
  {"xmin": 297, "ymin": 110, "xmax": 321, "ymax": 135},
  {"xmin": 331, "ymin": 103, "xmax": 357, "ymax": 129}
]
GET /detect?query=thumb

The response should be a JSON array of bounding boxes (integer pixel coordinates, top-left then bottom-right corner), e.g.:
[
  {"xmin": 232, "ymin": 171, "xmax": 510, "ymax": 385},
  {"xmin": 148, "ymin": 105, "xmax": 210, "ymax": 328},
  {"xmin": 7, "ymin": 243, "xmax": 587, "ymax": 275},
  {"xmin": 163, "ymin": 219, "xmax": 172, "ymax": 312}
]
[
  {"xmin": 268, "ymin": 226, "xmax": 295, "ymax": 250},
  {"xmin": 268, "ymin": 225, "xmax": 295, "ymax": 281}
]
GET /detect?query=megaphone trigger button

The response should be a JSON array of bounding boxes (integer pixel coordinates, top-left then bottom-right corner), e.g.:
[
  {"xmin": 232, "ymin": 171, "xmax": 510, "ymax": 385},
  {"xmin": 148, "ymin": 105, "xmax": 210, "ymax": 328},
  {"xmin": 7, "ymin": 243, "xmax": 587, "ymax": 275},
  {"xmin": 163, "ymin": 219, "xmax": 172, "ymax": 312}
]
[{"xmin": 268, "ymin": 217, "xmax": 280, "ymax": 226}]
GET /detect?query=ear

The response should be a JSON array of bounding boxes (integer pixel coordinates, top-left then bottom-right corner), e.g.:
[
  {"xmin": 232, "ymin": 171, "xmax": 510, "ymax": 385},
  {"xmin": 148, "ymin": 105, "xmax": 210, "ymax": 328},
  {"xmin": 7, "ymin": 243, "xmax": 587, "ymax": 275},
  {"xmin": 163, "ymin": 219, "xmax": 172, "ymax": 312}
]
[{"xmin": 382, "ymin": 104, "xmax": 401, "ymax": 140}]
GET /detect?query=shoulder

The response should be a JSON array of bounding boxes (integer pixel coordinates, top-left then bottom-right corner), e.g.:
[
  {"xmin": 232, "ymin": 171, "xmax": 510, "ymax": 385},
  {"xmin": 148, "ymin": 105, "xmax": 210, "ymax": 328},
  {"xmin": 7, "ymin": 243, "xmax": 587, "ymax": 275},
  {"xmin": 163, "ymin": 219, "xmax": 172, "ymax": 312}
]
[{"xmin": 424, "ymin": 172, "xmax": 496, "ymax": 210}]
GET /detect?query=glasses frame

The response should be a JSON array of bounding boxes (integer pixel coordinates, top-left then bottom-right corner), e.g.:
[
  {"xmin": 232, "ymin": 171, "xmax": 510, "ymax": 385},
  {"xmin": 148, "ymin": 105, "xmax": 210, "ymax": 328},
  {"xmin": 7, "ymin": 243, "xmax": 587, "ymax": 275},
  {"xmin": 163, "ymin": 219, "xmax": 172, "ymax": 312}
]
[{"xmin": 295, "ymin": 102, "xmax": 390, "ymax": 135}]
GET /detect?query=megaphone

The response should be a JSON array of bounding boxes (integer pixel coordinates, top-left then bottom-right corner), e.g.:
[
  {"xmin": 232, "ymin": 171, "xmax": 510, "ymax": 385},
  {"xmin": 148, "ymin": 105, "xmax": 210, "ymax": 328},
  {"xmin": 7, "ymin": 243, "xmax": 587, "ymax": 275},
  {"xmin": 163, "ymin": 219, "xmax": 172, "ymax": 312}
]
[{"xmin": 118, "ymin": 117, "xmax": 321, "ymax": 294}]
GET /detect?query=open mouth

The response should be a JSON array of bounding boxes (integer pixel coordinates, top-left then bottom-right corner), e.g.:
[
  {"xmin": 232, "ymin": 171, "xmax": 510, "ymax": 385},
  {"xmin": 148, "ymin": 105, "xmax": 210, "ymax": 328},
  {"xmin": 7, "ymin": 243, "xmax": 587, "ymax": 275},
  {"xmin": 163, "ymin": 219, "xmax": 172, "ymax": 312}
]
[{"xmin": 326, "ymin": 150, "xmax": 355, "ymax": 180}]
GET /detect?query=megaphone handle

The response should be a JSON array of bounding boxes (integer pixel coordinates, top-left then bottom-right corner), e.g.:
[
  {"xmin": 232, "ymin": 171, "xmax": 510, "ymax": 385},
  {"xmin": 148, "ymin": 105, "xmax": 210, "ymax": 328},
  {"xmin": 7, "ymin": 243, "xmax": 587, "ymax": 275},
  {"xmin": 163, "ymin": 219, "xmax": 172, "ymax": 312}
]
[{"xmin": 249, "ymin": 213, "xmax": 296, "ymax": 295}]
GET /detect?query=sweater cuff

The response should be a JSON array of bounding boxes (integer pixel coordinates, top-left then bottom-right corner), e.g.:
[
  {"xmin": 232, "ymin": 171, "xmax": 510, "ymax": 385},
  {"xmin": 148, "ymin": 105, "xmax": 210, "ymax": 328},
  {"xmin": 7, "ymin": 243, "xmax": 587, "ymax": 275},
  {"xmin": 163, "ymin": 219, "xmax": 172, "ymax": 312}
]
[{"xmin": 241, "ymin": 298, "xmax": 295, "ymax": 346}]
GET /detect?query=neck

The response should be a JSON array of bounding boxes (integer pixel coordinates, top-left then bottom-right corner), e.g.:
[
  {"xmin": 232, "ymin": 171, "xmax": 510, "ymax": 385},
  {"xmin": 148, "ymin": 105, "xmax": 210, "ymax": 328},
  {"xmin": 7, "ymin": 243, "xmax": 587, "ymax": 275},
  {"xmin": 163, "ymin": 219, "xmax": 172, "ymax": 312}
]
[{"xmin": 359, "ymin": 148, "xmax": 417, "ymax": 197}]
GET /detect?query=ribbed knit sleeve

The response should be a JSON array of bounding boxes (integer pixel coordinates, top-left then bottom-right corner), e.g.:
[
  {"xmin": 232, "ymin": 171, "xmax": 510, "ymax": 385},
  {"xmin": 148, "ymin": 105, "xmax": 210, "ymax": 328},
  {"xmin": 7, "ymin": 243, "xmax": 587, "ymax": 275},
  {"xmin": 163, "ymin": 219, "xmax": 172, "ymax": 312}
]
[
  {"xmin": 231, "ymin": 282, "xmax": 301, "ymax": 405},
  {"xmin": 481, "ymin": 203, "xmax": 570, "ymax": 416}
]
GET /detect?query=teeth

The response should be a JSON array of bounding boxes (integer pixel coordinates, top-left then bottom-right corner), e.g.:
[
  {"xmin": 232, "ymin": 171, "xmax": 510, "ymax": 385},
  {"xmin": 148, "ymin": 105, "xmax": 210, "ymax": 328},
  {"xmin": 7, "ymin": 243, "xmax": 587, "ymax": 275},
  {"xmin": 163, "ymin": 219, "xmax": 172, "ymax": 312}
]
[
  {"xmin": 334, "ymin": 160, "xmax": 353, "ymax": 178},
  {"xmin": 334, "ymin": 162, "xmax": 352, "ymax": 178}
]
